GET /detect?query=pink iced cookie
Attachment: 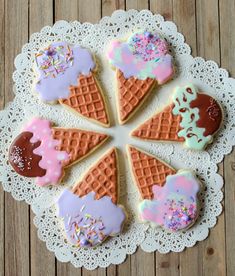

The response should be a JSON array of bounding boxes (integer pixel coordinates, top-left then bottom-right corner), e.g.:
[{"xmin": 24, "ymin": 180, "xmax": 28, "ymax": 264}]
[
  {"xmin": 139, "ymin": 170, "xmax": 201, "ymax": 231},
  {"xmin": 107, "ymin": 30, "xmax": 174, "ymax": 83}
]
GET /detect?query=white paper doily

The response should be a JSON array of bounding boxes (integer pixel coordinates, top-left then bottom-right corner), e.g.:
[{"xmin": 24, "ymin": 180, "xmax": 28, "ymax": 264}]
[{"xmin": 0, "ymin": 10, "xmax": 234, "ymax": 270}]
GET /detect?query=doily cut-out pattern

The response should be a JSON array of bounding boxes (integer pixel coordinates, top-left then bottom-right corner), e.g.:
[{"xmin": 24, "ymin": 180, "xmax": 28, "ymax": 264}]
[{"xmin": 0, "ymin": 10, "xmax": 234, "ymax": 270}]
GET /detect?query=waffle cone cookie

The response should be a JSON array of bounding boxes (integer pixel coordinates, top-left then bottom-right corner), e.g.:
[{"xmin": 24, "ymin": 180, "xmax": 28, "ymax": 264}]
[
  {"xmin": 132, "ymin": 84, "xmax": 223, "ymax": 150},
  {"xmin": 127, "ymin": 145, "xmax": 201, "ymax": 232},
  {"xmin": 127, "ymin": 145, "xmax": 176, "ymax": 200},
  {"xmin": 132, "ymin": 103, "xmax": 184, "ymax": 142},
  {"xmin": 59, "ymin": 73, "xmax": 110, "ymax": 127},
  {"xmin": 116, "ymin": 69, "xmax": 156, "ymax": 124},
  {"xmin": 73, "ymin": 148, "xmax": 118, "ymax": 204},
  {"xmin": 8, "ymin": 118, "xmax": 108, "ymax": 187},
  {"xmin": 51, "ymin": 127, "xmax": 108, "ymax": 168},
  {"xmin": 34, "ymin": 42, "xmax": 109, "ymax": 127},
  {"xmin": 57, "ymin": 148, "xmax": 127, "ymax": 248},
  {"xmin": 107, "ymin": 31, "xmax": 174, "ymax": 124}
]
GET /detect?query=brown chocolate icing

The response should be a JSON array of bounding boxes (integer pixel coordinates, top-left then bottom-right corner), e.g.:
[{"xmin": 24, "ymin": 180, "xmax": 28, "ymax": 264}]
[
  {"xmin": 9, "ymin": 131, "xmax": 46, "ymax": 177},
  {"xmin": 190, "ymin": 93, "xmax": 222, "ymax": 136}
]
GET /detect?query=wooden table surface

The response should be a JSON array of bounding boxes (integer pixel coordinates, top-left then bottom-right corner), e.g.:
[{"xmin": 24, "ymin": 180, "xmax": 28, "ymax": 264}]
[{"xmin": 0, "ymin": 0, "xmax": 235, "ymax": 275}]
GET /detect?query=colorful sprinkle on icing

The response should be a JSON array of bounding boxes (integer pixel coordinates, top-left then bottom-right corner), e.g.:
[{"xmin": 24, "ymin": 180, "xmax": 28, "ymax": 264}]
[
  {"xmin": 107, "ymin": 30, "xmax": 174, "ymax": 82},
  {"xmin": 128, "ymin": 31, "xmax": 168, "ymax": 61},
  {"xmin": 23, "ymin": 118, "xmax": 69, "ymax": 186},
  {"xmin": 36, "ymin": 43, "xmax": 74, "ymax": 78},
  {"xmin": 35, "ymin": 42, "xmax": 96, "ymax": 102},
  {"xmin": 10, "ymin": 146, "xmax": 27, "ymax": 171},
  {"xmin": 8, "ymin": 131, "xmax": 46, "ymax": 178},
  {"xmin": 57, "ymin": 190, "xmax": 126, "ymax": 247},
  {"xmin": 139, "ymin": 170, "xmax": 200, "ymax": 231},
  {"xmin": 172, "ymin": 84, "xmax": 212, "ymax": 150}
]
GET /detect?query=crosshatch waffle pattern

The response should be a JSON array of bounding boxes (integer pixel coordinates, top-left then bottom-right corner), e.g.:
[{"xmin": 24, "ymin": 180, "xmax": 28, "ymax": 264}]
[
  {"xmin": 72, "ymin": 148, "xmax": 118, "ymax": 204},
  {"xmin": 117, "ymin": 69, "xmax": 156, "ymax": 123},
  {"xmin": 132, "ymin": 104, "xmax": 185, "ymax": 142},
  {"xmin": 128, "ymin": 146, "xmax": 176, "ymax": 200},
  {"xmin": 59, "ymin": 73, "xmax": 109, "ymax": 126},
  {"xmin": 51, "ymin": 128, "xmax": 108, "ymax": 167}
]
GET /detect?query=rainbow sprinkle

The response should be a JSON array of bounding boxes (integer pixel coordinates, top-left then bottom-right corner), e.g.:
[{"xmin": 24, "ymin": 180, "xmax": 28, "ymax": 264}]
[
  {"xmin": 36, "ymin": 43, "xmax": 74, "ymax": 78},
  {"xmin": 65, "ymin": 211, "xmax": 106, "ymax": 248},
  {"xmin": 128, "ymin": 31, "xmax": 168, "ymax": 62},
  {"xmin": 163, "ymin": 198, "xmax": 197, "ymax": 231}
]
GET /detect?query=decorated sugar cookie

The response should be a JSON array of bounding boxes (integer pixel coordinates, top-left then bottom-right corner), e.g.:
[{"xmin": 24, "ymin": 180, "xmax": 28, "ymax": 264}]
[
  {"xmin": 9, "ymin": 118, "xmax": 108, "ymax": 186},
  {"xmin": 107, "ymin": 30, "xmax": 174, "ymax": 124},
  {"xmin": 127, "ymin": 145, "xmax": 200, "ymax": 231},
  {"xmin": 57, "ymin": 148, "xmax": 126, "ymax": 247},
  {"xmin": 132, "ymin": 84, "xmax": 223, "ymax": 150},
  {"xmin": 35, "ymin": 42, "xmax": 110, "ymax": 127}
]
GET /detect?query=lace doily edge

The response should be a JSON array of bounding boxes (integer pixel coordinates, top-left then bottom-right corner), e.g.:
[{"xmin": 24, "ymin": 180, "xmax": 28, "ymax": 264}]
[{"xmin": 32, "ymin": 203, "xmax": 223, "ymax": 270}]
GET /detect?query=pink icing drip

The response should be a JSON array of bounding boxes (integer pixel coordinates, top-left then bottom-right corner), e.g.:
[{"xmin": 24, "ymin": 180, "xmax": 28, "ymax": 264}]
[{"xmin": 23, "ymin": 118, "xmax": 69, "ymax": 186}]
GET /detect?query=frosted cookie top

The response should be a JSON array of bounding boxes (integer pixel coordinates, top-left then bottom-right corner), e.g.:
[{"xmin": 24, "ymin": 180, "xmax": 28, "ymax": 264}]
[
  {"xmin": 107, "ymin": 30, "xmax": 174, "ymax": 82},
  {"xmin": 139, "ymin": 170, "xmax": 200, "ymax": 231},
  {"xmin": 22, "ymin": 118, "xmax": 69, "ymax": 186},
  {"xmin": 57, "ymin": 190, "xmax": 126, "ymax": 248},
  {"xmin": 35, "ymin": 42, "xmax": 96, "ymax": 102},
  {"xmin": 35, "ymin": 42, "xmax": 74, "ymax": 79},
  {"xmin": 9, "ymin": 118, "xmax": 69, "ymax": 186},
  {"xmin": 172, "ymin": 84, "xmax": 223, "ymax": 150}
]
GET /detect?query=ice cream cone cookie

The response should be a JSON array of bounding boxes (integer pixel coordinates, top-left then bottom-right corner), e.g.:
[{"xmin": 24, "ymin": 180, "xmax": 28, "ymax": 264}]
[
  {"xmin": 127, "ymin": 145, "xmax": 200, "ymax": 231},
  {"xmin": 132, "ymin": 84, "xmax": 223, "ymax": 150},
  {"xmin": 107, "ymin": 31, "xmax": 174, "ymax": 124},
  {"xmin": 9, "ymin": 118, "xmax": 108, "ymax": 186},
  {"xmin": 35, "ymin": 42, "xmax": 110, "ymax": 127},
  {"xmin": 57, "ymin": 148, "xmax": 126, "ymax": 248}
]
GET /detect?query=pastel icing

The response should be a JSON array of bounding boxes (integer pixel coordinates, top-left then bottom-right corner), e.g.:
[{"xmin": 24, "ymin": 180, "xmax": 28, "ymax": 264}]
[
  {"xmin": 172, "ymin": 84, "xmax": 212, "ymax": 150},
  {"xmin": 107, "ymin": 31, "xmax": 174, "ymax": 82},
  {"xmin": 23, "ymin": 118, "xmax": 69, "ymax": 186},
  {"xmin": 35, "ymin": 42, "xmax": 96, "ymax": 102},
  {"xmin": 139, "ymin": 170, "xmax": 200, "ymax": 231},
  {"xmin": 57, "ymin": 189, "xmax": 126, "ymax": 247}
]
